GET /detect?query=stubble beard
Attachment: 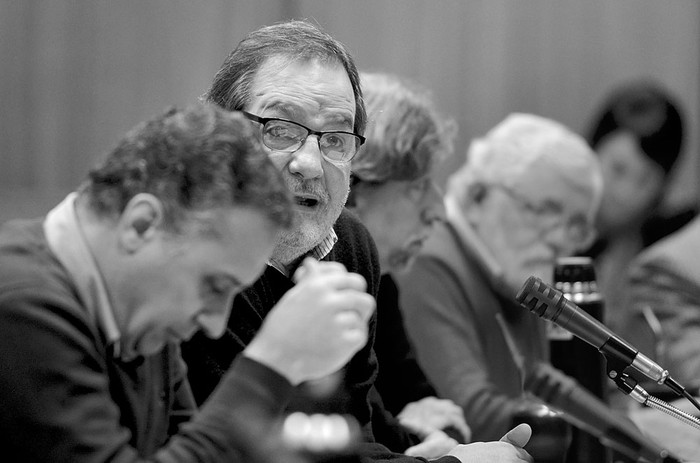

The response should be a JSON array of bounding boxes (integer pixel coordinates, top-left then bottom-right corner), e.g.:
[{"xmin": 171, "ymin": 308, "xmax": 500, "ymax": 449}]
[{"xmin": 270, "ymin": 187, "xmax": 349, "ymax": 266}]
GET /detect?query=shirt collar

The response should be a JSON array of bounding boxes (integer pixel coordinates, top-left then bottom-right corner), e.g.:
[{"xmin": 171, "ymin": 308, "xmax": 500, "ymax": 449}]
[
  {"xmin": 444, "ymin": 195, "xmax": 508, "ymax": 292},
  {"xmin": 268, "ymin": 228, "xmax": 338, "ymax": 276},
  {"xmin": 308, "ymin": 228, "xmax": 338, "ymax": 261},
  {"xmin": 43, "ymin": 193, "xmax": 122, "ymax": 357}
]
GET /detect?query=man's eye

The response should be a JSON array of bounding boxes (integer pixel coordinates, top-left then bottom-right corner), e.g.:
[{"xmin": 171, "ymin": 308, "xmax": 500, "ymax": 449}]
[
  {"xmin": 535, "ymin": 200, "xmax": 563, "ymax": 216},
  {"xmin": 205, "ymin": 275, "xmax": 235, "ymax": 296},
  {"xmin": 323, "ymin": 134, "xmax": 345, "ymax": 148},
  {"xmin": 266, "ymin": 122, "xmax": 302, "ymax": 141},
  {"xmin": 268, "ymin": 126, "xmax": 293, "ymax": 139}
]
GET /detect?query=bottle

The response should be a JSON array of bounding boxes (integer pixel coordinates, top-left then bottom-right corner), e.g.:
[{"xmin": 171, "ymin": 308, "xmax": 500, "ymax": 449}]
[
  {"xmin": 282, "ymin": 412, "xmax": 363, "ymax": 463},
  {"xmin": 549, "ymin": 256, "xmax": 610, "ymax": 463},
  {"xmin": 511, "ymin": 399, "xmax": 572, "ymax": 463}
]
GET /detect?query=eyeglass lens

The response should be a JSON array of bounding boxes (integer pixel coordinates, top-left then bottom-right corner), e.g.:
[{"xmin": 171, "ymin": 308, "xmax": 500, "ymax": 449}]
[{"xmin": 262, "ymin": 119, "xmax": 358, "ymax": 162}]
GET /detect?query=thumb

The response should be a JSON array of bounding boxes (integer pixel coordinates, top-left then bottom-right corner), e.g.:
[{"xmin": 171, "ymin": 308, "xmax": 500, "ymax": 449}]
[{"xmin": 500, "ymin": 423, "xmax": 532, "ymax": 448}]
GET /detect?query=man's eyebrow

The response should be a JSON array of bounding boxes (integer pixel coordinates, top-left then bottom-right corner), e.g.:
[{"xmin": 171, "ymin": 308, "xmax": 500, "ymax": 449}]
[
  {"xmin": 260, "ymin": 102, "xmax": 298, "ymax": 119},
  {"xmin": 262, "ymin": 102, "xmax": 354, "ymax": 130},
  {"xmin": 208, "ymin": 273, "xmax": 244, "ymax": 291},
  {"xmin": 326, "ymin": 112, "xmax": 354, "ymax": 130}
]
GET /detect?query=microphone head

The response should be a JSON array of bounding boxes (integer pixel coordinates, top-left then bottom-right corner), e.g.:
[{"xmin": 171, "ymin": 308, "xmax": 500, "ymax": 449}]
[{"xmin": 515, "ymin": 276, "xmax": 566, "ymax": 322}]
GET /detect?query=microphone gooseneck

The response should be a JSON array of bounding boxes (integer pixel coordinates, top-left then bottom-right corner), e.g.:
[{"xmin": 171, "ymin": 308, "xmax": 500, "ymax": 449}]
[{"xmin": 525, "ymin": 362, "xmax": 681, "ymax": 463}]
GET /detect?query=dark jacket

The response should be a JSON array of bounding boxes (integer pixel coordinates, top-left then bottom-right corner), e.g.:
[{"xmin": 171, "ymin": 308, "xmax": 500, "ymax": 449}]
[
  {"xmin": 0, "ymin": 218, "xmax": 294, "ymax": 462},
  {"xmin": 396, "ymin": 220, "xmax": 549, "ymax": 442}
]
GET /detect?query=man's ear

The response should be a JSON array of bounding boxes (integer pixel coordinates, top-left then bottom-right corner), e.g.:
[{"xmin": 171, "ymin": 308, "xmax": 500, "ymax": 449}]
[
  {"xmin": 462, "ymin": 183, "xmax": 488, "ymax": 225},
  {"xmin": 345, "ymin": 174, "xmax": 363, "ymax": 209},
  {"xmin": 467, "ymin": 183, "xmax": 487, "ymax": 204},
  {"xmin": 117, "ymin": 193, "xmax": 164, "ymax": 252}
]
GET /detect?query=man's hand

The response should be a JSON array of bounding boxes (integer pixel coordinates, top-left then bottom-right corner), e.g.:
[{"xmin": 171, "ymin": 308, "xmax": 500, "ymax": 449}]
[
  {"xmin": 397, "ymin": 396, "xmax": 472, "ymax": 443},
  {"xmin": 404, "ymin": 429, "xmax": 459, "ymax": 459},
  {"xmin": 244, "ymin": 258, "xmax": 375, "ymax": 385},
  {"xmin": 445, "ymin": 423, "xmax": 533, "ymax": 462}
]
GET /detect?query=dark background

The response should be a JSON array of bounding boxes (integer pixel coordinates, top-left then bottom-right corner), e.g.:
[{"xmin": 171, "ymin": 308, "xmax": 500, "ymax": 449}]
[{"xmin": 2, "ymin": 0, "xmax": 698, "ymax": 223}]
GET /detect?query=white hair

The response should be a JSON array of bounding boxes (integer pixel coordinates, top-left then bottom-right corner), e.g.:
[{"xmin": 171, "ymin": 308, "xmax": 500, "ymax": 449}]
[{"xmin": 447, "ymin": 113, "xmax": 603, "ymax": 212}]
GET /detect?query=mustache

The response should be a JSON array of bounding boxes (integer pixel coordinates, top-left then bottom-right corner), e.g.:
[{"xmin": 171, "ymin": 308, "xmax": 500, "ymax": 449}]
[{"xmin": 287, "ymin": 179, "xmax": 330, "ymax": 201}]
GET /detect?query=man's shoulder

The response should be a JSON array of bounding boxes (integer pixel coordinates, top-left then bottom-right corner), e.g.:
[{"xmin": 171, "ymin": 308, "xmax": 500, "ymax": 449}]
[
  {"xmin": 332, "ymin": 208, "xmax": 376, "ymax": 253},
  {"xmin": 415, "ymin": 220, "xmax": 464, "ymax": 269},
  {"xmin": 335, "ymin": 208, "xmax": 371, "ymax": 236},
  {"xmin": 0, "ymin": 218, "xmax": 67, "ymax": 291},
  {"xmin": 637, "ymin": 215, "xmax": 700, "ymax": 265},
  {"xmin": 633, "ymin": 215, "xmax": 700, "ymax": 281},
  {"xmin": 0, "ymin": 218, "xmax": 95, "ymax": 331}
]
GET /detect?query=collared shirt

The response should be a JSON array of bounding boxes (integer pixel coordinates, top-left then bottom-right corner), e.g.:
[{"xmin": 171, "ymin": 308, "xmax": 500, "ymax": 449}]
[
  {"xmin": 267, "ymin": 228, "xmax": 338, "ymax": 276},
  {"xmin": 43, "ymin": 192, "xmax": 123, "ymax": 357},
  {"xmin": 444, "ymin": 195, "xmax": 518, "ymax": 300},
  {"xmin": 445, "ymin": 195, "xmax": 504, "ymax": 282}
]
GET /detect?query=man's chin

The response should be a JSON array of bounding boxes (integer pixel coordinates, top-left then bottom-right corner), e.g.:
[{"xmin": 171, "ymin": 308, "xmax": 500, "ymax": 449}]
[
  {"xmin": 272, "ymin": 230, "xmax": 323, "ymax": 265},
  {"xmin": 119, "ymin": 338, "xmax": 159, "ymax": 362},
  {"xmin": 273, "ymin": 212, "xmax": 337, "ymax": 262}
]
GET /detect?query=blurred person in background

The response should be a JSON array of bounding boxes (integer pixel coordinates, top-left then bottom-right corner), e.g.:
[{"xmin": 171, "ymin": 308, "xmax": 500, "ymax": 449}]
[
  {"xmin": 347, "ymin": 71, "xmax": 470, "ymax": 458},
  {"xmin": 0, "ymin": 104, "xmax": 377, "ymax": 462},
  {"xmin": 620, "ymin": 212, "xmax": 700, "ymax": 389},
  {"xmin": 582, "ymin": 79, "xmax": 693, "ymax": 332},
  {"xmin": 182, "ymin": 19, "xmax": 534, "ymax": 463},
  {"xmin": 396, "ymin": 113, "xmax": 603, "ymax": 442},
  {"xmin": 618, "ymin": 212, "xmax": 700, "ymax": 462}
]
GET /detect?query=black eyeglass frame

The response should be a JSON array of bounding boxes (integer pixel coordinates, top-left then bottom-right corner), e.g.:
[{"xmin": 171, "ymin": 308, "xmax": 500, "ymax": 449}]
[{"xmin": 242, "ymin": 111, "xmax": 366, "ymax": 163}]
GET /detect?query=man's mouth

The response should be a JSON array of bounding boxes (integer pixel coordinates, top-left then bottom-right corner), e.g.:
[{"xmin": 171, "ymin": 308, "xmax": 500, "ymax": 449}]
[{"xmin": 295, "ymin": 195, "xmax": 319, "ymax": 208}]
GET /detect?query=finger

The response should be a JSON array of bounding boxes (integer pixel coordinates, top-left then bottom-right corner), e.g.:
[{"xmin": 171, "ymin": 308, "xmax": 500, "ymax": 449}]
[
  {"xmin": 404, "ymin": 432, "xmax": 458, "ymax": 458},
  {"xmin": 403, "ymin": 442, "xmax": 437, "ymax": 458},
  {"xmin": 397, "ymin": 418, "xmax": 431, "ymax": 438},
  {"xmin": 445, "ymin": 421, "xmax": 472, "ymax": 443},
  {"xmin": 337, "ymin": 324, "xmax": 368, "ymax": 352},
  {"xmin": 292, "ymin": 257, "xmax": 320, "ymax": 283},
  {"xmin": 500, "ymin": 423, "xmax": 532, "ymax": 448},
  {"xmin": 293, "ymin": 258, "xmax": 352, "ymax": 282},
  {"xmin": 334, "ymin": 307, "xmax": 370, "ymax": 343},
  {"xmin": 329, "ymin": 292, "xmax": 375, "ymax": 322},
  {"xmin": 302, "ymin": 271, "xmax": 369, "ymax": 293}
]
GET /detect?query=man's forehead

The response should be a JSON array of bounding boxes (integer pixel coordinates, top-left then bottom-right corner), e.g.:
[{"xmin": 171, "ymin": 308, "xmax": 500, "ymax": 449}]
[
  {"xmin": 250, "ymin": 58, "xmax": 354, "ymax": 118},
  {"xmin": 513, "ymin": 166, "xmax": 593, "ymax": 202}
]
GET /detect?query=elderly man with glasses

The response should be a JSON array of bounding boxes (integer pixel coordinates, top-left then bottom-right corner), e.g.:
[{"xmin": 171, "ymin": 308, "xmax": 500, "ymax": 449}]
[
  {"xmin": 396, "ymin": 113, "xmax": 603, "ymax": 443},
  {"xmin": 183, "ymin": 20, "xmax": 535, "ymax": 463}
]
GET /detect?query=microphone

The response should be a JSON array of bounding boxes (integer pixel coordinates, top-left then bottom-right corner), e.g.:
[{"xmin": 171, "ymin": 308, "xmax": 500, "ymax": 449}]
[
  {"xmin": 525, "ymin": 361, "xmax": 681, "ymax": 463},
  {"xmin": 515, "ymin": 276, "xmax": 682, "ymax": 395}
]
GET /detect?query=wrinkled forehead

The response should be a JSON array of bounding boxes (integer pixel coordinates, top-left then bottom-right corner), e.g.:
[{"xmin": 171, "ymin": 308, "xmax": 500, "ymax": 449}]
[
  {"xmin": 511, "ymin": 155, "xmax": 600, "ymax": 207},
  {"xmin": 250, "ymin": 56, "xmax": 356, "ymax": 126}
]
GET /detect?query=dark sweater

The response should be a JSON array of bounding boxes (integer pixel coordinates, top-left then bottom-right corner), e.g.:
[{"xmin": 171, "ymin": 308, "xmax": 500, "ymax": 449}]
[
  {"xmin": 0, "ymin": 218, "xmax": 295, "ymax": 463},
  {"xmin": 183, "ymin": 210, "xmax": 460, "ymax": 463}
]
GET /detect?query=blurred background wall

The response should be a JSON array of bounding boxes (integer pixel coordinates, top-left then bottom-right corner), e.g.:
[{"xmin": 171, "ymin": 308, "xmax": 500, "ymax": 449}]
[{"xmin": 2, "ymin": 0, "xmax": 698, "ymax": 223}]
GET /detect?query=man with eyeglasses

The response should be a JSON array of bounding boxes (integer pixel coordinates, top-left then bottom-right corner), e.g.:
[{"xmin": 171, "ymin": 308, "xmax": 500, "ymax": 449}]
[
  {"xmin": 182, "ymin": 20, "xmax": 534, "ymax": 463},
  {"xmin": 396, "ymin": 113, "xmax": 603, "ymax": 443}
]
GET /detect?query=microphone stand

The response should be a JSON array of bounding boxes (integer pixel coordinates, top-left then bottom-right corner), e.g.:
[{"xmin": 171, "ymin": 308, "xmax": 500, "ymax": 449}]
[{"xmin": 606, "ymin": 358, "xmax": 700, "ymax": 432}]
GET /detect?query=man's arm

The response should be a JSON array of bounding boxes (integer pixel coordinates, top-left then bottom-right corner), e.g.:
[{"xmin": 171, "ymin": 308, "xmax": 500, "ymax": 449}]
[
  {"xmin": 0, "ymin": 287, "xmax": 294, "ymax": 463},
  {"xmin": 396, "ymin": 256, "xmax": 521, "ymax": 441}
]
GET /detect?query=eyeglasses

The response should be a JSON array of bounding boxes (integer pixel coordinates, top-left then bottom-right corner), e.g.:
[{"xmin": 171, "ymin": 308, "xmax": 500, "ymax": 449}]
[
  {"xmin": 242, "ymin": 111, "xmax": 365, "ymax": 163},
  {"xmin": 490, "ymin": 183, "xmax": 596, "ymax": 247}
]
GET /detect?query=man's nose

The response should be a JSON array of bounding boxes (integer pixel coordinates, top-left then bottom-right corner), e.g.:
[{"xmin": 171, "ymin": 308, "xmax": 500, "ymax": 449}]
[
  {"xmin": 196, "ymin": 310, "xmax": 229, "ymax": 339},
  {"xmin": 423, "ymin": 183, "xmax": 446, "ymax": 224},
  {"xmin": 543, "ymin": 221, "xmax": 573, "ymax": 257},
  {"xmin": 288, "ymin": 136, "xmax": 324, "ymax": 179}
]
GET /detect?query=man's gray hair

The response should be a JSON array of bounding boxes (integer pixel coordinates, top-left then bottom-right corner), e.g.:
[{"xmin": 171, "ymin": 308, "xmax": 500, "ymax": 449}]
[{"xmin": 447, "ymin": 112, "xmax": 603, "ymax": 210}]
